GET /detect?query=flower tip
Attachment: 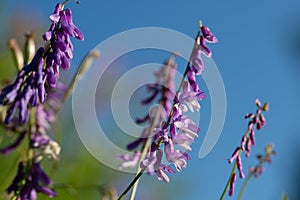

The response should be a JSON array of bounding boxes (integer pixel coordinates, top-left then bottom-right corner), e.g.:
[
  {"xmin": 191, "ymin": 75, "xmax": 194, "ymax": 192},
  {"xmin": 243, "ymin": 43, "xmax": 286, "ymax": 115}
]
[
  {"xmin": 262, "ymin": 102, "xmax": 269, "ymax": 111},
  {"xmin": 199, "ymin": 20, "xmax": 203, "ymax": 28},
  {"xmin": 255, "ymin": 98, "xmax": 261, "ymax": 107}
]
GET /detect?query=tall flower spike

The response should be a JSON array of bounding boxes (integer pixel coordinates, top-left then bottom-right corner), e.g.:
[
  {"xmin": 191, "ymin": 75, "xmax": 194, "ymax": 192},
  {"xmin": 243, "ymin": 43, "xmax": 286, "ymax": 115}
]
[
  {"xmin": 220, "ymin": 99, "xmax": 269, "ymax": 199},
  {"xmin": 7, "ymin": 161, "xmax": 57, "ymax": 199},
  {"xmin": 0, "ymin": 47, "xmax": 46, "ymax": 124},
  {"xmin": 43, "ymin": 3, "xmax": 84, "ymax": 88},
  {"xmin": 117, "ymin": 23, "xmax": 217, "ymax": 190}
]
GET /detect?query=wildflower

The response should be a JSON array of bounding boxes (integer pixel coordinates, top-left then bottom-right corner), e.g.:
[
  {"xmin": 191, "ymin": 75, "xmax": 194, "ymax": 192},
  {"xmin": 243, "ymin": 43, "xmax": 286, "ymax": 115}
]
[
  {"xmin": 117, "ymin": 23, "xmax": 217, "ymax": 185},
  {"xmin": 141, "ymin": 148, "xmax": 175, "ymax": 183},
  {"xmin": 116, "ymin": 151, "xmax": 140, "ymax": 170},
  {"xmin": 136, "ymin": 55, "xmax": 177, "ymax": 124},
  {"xmin": 43, "ymin": 3, "xmax": 84, "ymax": 89},
  {"xmin": 176, "ymin": 81, "xmax": 206, "ymax": 112},
  {"xmin": 224, "ymin": 99, "xmax": 269, "ymax": 197},
  {"xmin": 190, "ymin": 25, "xmax": 217, "ymax": 76},
  {"xmin": 229, "ymin": 173, "xmax": 236, "ymax": 196},
  {"xmin": 7, "ymin": 161, "xmax": 57, "ymax": 199},
  {"xmin": 0, "ymin": 47, "xmax": 45, "ymax": 124}
]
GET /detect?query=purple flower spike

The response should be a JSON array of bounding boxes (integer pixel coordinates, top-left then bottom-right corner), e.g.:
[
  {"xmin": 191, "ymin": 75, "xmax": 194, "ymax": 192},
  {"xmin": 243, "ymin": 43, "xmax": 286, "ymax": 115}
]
[
  {"xmin": 0, "ymin": 47, "xmax": 49, "ymax": 124},
  {"xmin": 6, "ymin": 161, "xmax": 57, "ymax": 199},
  {"xmin": 43, "ymin": 3, "xmax": 84, "ymax": 87}
]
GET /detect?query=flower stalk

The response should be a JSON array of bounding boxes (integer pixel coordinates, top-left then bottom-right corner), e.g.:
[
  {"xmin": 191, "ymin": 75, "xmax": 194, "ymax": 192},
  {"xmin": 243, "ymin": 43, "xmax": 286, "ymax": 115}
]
[
  {"xmin": 220, "ymin": 99, "xmax": 269, "ymax": 199},
  {"xmin": 117, "ymin": 21, "xmax": 218, "ymax": 200}
]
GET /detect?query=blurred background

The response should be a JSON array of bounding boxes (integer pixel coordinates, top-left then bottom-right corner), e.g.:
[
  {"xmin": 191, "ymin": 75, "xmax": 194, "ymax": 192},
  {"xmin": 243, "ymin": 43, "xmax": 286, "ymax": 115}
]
[{"xmin": 1, "ymin": 0, "xmax": 300, "ymax": 199}]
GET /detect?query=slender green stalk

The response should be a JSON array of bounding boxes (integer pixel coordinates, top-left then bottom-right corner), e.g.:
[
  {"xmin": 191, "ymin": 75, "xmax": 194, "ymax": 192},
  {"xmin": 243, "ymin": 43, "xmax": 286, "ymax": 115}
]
[
  {"xmin": 62, "ymin": 50, "xmax": 100, "ymax": 103},
  {"xmin": 118, "ymin": 168, "xmax": 146, "ymax": 200},
  {"xmin": 129, "ymin": 105, "xmax": 162, "ymax": 200},
  {"xmin": 129, "ymin": 54, "xmax": 178, "ymax": 200},
  {"xmin": 118, "ymin": 23, "xmax": 203, "ymax": 200},
  {"xmin": 237, "ymin": 174, "xmax": 252, "ymax": 200},
  {"xmin": 219, "ymin": 161, "xmax": 238, "ymax": 200}
]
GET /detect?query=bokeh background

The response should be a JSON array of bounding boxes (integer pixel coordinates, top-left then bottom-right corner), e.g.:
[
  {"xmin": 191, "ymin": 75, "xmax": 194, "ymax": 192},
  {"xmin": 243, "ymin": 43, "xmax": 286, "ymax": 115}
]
[{"xmin": 1, "ymin": 0, "xmax": 300, "ymax": 199}]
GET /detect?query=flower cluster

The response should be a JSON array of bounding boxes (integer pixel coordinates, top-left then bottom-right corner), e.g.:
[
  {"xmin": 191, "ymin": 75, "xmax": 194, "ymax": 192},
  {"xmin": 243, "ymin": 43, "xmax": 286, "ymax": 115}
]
[
  {"xmin": 117, "ymin": 24, "xmax": 218, "ymax": 183},
  {"xmin": 0, "ymin": 47, "xmax": 46, "ymax": 125},
  {"xmin": 0, "ymin": 2, "xmax": 83, "ymax": 199},
  {"xmin": 43, "ymin": 3, "xmax": 84, "ymax": 89},
  {"xmin": 227, "ymin": 99, "xmax": 269, "ymax": 196},
  {"xmin": 6, "ymin": 162, "xmax": 57, "ymax": 199},
  {"xmin": 248, "ymin": 143, "xmax": 276, "ymax": 178},
  {"xmin": 0, "ymin": 3, "xmax": 83, "ymax": 126},
  {"xmin": 116, "ymin": 55, "xmax": 177, "ymax": 170}
]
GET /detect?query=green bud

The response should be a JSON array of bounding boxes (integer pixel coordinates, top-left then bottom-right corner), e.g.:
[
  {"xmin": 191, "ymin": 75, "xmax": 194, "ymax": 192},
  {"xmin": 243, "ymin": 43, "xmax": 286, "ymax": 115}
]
[
  {"xmin": 7, "ymin": 38, "xmax": 24, "ymax": 70},
  {"xmin": 24, "ymin": 32, "xmax": 36, "ymax": 65}
]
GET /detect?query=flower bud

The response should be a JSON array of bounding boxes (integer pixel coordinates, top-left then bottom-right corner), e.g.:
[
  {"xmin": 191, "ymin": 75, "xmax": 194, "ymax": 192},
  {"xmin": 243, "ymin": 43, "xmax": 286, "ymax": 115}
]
[
  {"xmin": 262, "ymin": 102, "xmax": 269, "ymax": 111},
  {"xmin": 7, "ymin": 38, "xmax": 24, "ymax": 70},
  {"xmin": 24, "ymin": 32, "xmax": 36, "ymax": 64}
]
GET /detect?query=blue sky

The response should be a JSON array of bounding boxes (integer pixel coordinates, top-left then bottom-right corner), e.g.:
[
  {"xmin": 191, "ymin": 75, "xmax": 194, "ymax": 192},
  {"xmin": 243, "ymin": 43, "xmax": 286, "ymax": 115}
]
[{"xmin": 2, "ymin": 0, "xmax": 300, "ymax": 199}]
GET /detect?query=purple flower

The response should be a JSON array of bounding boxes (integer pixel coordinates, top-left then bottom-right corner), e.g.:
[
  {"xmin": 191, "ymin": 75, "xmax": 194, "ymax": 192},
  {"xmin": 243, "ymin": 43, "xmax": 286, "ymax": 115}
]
[
  {"xmin": 226, "ymin": 99, "xmax": 269, "ymax": 197},
  {"xmin": 7, "ymin": 161, "xmax": 56, "ymax": 199},
  {"xmin": 153, "ymin": 149, "xmax": 175, "ymax": 182},
  {"xmin": 172, "ymin": 115, "xmax": 199, "ymax": 140},
  {"xmin": 164, "ymin": 138, "xmax": 190, "ymax": 172},
  {"xmin": 229, "ymin": 173, "xmax": 236, "ymax": 196},
  {"xmin": 141, "ymin": 148, "xmax": 175, "ymax": 183},
  {"xmin": 116, "ymin": 151, "xmax": 140, "ymax": 170},
  {"xmin": 137, "ymin": 55, "xmax": 177, "ymax": 124},
  {"xmin": 190, "ymin": 25, "xmax": 218, "ymax": 75},
  {"xmin": 236, "ymin": 155, "xmax": 245, "ymax": 178},
  {"xmin": 0, "ymin": 47, "xmax": 46, "ymax": 124},
  {"xmin": 191, "ymin": 43, "xmax": 204, "ymax": 75},
  {"xmin": 43, "ymin": 3, "xmax": 84, "ymax": 89},
  {"xmin": 117, "ymin": 24, "xmax": 217, "ymax": 184},
  {"xmin": 201, "ymin": 26, "xmax": 218, "ymax": 43},
  {"xmin": 228, "ymin": 147, "xmax": 241, "ymax": 164},
  {"xmin": 176, "ymin": 81, "xmax": 206, "ymax": 112}
]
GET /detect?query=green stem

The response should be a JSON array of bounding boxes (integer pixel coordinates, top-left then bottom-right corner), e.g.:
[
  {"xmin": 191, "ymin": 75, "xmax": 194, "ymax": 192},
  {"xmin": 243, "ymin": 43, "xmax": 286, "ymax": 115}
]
[
  {"xmin": 128, "ymin": 104, "xmax": 162, "ymax": 200},
  {"xmin": 62, "ymin": 50, "xmax": 99, "ymax": 103},
  {"xmin": 118, "ymin": 23, "xmax": 201, "ymax": 200},
  {"xmin": 118, "ymin": 168, "xmax": 146, "ymax": 200},
  {"xmin": 219, "ymin": 161, "xmax": 238, "ymax": 200},
  {"xmin": 237, "ymin": 174, "xmax": 252, "ymax": 200}
]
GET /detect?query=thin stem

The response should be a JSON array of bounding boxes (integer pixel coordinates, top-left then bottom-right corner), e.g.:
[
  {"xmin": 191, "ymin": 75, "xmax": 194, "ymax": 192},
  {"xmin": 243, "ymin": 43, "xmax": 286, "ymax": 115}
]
[
  {"xmin": 62, "ymin": 0, "xmax": 70, "ymax": 7},
  {"xmin": 118, "ymin": 168, "xmax": 146, "ymax": 200},
  {"xmin": 219, "ymin": 160, "xmax": 238, "ymax": 200},
  {"xmin": 165, "ymin": 30, "xmax": 200, "ymax": 126},
  {"xmin": 129, "ymin": 104, "xmax": 163, "ymax": 200},
  {"xmin": 237, "ymin": 174, "xmax": 252, "ymax": 200},
  {"xmin": 62, "ymin": 50, "xmax": 100, "ymax": 103},
  {"xmin": 118, "ymin": 23, "xmax": 202, "ymax": 200}
]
